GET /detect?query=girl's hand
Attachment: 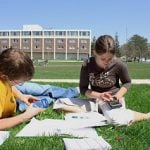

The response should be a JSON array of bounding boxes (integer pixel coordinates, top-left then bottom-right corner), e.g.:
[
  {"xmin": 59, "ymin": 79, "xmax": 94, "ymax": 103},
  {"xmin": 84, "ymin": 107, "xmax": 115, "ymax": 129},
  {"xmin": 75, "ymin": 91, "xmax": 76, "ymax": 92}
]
[
  {"xmin": 98, "ymin": 92, "xmax": 112, "ymax": 101},
  {"xmin": 113, "ymin": 93, "xmax": 122, "ymax": 100}
]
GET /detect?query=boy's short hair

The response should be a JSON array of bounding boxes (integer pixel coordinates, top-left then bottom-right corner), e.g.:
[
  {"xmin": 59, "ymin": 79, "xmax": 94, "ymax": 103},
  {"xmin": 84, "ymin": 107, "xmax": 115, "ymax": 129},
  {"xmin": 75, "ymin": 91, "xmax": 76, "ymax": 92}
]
[{"xmin": 0, "ymin": 48, "xmax": 34, "ymax": 81}]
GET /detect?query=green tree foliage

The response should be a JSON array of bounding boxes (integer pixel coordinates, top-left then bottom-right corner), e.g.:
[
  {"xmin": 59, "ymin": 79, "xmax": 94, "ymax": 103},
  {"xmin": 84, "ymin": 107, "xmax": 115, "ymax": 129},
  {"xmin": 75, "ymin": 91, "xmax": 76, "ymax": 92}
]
[
  {"xmin": 91, "ymin": 36, "xmax": 96, "ymax": 56},
  {"xmin": 115, "ymin": 33, "xmax": 121, "ymax": 57},
  {"xmin": 126, "ymin": 34, "xmax": 148, "ymax": 59}
]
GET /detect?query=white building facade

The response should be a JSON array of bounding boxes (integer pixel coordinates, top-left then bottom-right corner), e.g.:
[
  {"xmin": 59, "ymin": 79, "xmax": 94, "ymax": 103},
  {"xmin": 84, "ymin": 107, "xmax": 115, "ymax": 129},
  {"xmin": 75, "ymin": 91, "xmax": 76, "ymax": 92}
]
[{"xmin": 0, "ymin": 25, "xmax": 91, "ymax": 60}]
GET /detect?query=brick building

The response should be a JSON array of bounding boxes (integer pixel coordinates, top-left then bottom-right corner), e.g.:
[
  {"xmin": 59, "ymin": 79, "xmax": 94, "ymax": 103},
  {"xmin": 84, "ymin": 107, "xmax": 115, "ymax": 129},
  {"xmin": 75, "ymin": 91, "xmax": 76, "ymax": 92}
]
[{"xmin": 0, "ymin": 25, "xmax": 91, "ymax": 60}]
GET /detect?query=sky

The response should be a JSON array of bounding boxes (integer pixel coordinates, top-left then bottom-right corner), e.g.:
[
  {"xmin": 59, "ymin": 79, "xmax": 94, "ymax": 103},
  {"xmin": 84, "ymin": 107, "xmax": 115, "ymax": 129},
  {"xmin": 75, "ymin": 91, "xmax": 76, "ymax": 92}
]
[{"xmin": 0, "ymin": 0, "xmax": 150, "ymax": 44}]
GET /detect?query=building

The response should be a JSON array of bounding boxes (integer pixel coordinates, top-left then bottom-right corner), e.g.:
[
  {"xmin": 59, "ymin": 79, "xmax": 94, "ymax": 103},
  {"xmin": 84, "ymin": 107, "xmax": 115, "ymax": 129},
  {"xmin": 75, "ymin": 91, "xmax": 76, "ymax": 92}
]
[{"xmin": 0, "ymin": 25, "xmax": 91, "ymax": 60}]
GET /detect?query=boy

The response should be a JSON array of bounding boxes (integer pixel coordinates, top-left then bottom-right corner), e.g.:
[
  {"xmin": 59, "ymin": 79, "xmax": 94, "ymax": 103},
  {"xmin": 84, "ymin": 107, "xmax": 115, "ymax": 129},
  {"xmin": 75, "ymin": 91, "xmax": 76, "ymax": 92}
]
[{"xmin": 0, "ymin": 48, "xmax": 43, "ymax": 130}]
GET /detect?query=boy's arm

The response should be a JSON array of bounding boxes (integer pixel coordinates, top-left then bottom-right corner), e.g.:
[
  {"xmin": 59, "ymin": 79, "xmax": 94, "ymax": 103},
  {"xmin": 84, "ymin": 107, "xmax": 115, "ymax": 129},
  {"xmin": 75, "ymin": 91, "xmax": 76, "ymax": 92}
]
[
  {"xmin": 0, "ymin": 105, "xmax": 43, "ymax": 130},
  {"xmin": 0, "ymin": 113, "xmax": 29, "ymax": 130},
  {"xmin": 12, "ymin": 86, "xmax": 39, "ymax": 105},
  {"xmin": 12, "ymin": 86, "xmax": 24, "ymax": 100}
]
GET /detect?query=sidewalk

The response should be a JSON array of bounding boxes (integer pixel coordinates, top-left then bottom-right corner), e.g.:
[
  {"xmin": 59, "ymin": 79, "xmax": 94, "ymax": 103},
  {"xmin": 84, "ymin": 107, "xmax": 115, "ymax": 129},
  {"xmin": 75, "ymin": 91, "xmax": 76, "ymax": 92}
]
[{"xmin": 31, "ymin": 79, "xmax": 150, "ymax": 84}]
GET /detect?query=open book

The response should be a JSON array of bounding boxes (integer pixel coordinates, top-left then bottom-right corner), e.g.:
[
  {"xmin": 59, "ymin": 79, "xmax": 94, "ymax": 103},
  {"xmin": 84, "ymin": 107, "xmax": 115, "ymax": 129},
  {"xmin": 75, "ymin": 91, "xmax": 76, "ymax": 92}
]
[{"xmin": 53, "ymin": 98, "xmax": 98, "ymax": 112}]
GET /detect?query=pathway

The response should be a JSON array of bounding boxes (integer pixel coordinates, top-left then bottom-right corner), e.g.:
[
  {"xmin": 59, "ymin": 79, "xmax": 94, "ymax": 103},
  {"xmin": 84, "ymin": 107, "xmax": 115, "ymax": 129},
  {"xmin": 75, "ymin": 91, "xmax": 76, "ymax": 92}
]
[{"xmin": 31, "ymin": 79, "xmax": 150, "ymax": 84}]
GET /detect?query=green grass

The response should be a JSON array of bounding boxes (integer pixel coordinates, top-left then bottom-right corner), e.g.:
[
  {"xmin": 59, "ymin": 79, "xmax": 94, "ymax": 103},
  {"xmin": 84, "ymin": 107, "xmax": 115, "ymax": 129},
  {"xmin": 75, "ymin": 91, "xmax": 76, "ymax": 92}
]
[
  {"xmin": 1, "ymin": 61, "xmax": 150, "ymax": 149},
  {"xmin": 34, "ymin": 62, "xmax": 81, "ymax": 79},
  {"xmin": 127, "ymin": 62, "xmax": 150, "ymax": 79},
  {"xmin": 33, "ymin": 61, "xmax": 150, "ymax": 79},
  {"xmin": 1, "ymin": 83, "xmax": 150, "ymax": 150}
]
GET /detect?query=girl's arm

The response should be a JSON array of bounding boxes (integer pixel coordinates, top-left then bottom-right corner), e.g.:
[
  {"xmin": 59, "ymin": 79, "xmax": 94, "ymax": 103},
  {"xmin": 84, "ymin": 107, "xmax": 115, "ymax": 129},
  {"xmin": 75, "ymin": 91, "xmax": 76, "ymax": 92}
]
[
  {"xmin": 114, "ymin": 87, "xmax": 128, "ymax": 100},
  {"xmin": 85, "ymin": 89, "xmax": 112, "ymax": 101}
]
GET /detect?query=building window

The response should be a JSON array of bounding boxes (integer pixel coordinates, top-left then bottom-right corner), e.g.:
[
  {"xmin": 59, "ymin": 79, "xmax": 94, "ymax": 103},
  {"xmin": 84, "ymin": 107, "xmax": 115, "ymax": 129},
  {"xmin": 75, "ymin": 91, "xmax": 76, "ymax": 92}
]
[
  {"xmin": 23, "ymin": 46, "xmax": 29, "ymax": 49},
  {"xmin": 10, "ymin": 31, "xmax": 20, "ymax": 36},
  {"xmin": 22, "ymin": 31, "xmax": 31, "ymax": 36},
  {"xmin": 2, "ymin": 45, "xmax": 8, "ymax": 49},
  {"xmin": 45, "ymin": 39, "xmax": 53, "ymax": 43},
  {"xmin": 79, "ymin": 31, "xmax": 90, "ymax": 36},
  {"xmin": 12, "ymin": 39, "xmax": 19, "ymax": 43},
  {"xmin": 46, "ymin": 46, "xmax": 52, "ymax": 49},
  {"xmin": 57, "ymin": 39, "xmax": 64, "ymax": 43},
  {"xmin": 44, "ymin": 31, "xmax": 54, "ymax": 36},
  {"xmin": 67, "ymin": 31, "xmax": 78, "ymax": 36},
  {"xmin": 55, "ymin": 31, "xmax": 66, "ymax": 36},
  {"xmin": 0, "ymin": 32, "xmax": 9, "ymax": 36},
  {"xmin": 34, "ymin": 39, "xmax": 41, "ymax": 43},
  {"xmin": 1, "ymin": 39, "xmax": 8, "ymax": 43},
  {"xmin": 81, "ymin": 45, "xmax": 87, "ymax": 50},
  {"xmin": 35, "ymin": 45, "xmax": 40, "ymax": 49},
  {"xmin": 81, "ymin": 39, "xmax": 87, "ymax": 43},
  {"xmin": 12, "ymin": 46, "xmax": 19, "ymax": 49},
  {"xmin": 57, "ymin": 45, "xmax": 64, "ymax": 49},
  {"xmin": 22, "ymin": 39, "xmax": 30, "ymax": 43},
  {"xmin": 69, "ymin": 39, "xmax": 76, "ymax": 43},
  {"xmin": 32, "ymin": 31, "xmax": 42, "ymax": 36},
  {"xmin": 69, "ymin": 46, "xmax": 75, "ymax": 50}
]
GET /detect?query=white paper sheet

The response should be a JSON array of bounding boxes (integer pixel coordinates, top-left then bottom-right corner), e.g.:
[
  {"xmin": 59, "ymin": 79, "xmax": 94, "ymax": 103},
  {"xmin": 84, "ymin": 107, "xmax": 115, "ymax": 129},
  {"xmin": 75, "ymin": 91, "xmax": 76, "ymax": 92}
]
[
  {"xmin": 98, "ymin": 99, "xmax": 134, "ymax": 125},
  {"xmin": 63, "ymin": 136, "xmax": 112, "ymax": 150},
  {"xmin": 65, "ymin": 112, "xmax": 107, "ymax": 126},
  {"xmin": 65, "ymin": 112, "xmax": 106, "ymax": 121},
  {"xmin": 0, "ymin": 131, "xmax": 9, "ymax": 145},
  {"xmin": 16, "ymin": 118, "xmax": 98, "ymax": 137}
]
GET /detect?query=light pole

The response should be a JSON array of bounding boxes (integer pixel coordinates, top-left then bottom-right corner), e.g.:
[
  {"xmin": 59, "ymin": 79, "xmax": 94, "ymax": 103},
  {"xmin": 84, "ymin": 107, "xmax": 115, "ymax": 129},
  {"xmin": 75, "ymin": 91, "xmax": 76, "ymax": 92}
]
[{"xmin": 77, "ymin": 47, "xmax": 79, "ymax": 60}]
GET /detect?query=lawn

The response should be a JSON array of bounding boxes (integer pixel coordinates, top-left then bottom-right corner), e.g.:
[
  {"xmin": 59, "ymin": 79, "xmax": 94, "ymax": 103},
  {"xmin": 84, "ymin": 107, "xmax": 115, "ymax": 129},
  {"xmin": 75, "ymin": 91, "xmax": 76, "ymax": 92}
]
[
  {"xmin": 1, "ymin": 83, "xmax": 150, "ymax": 150},
  {"xmin": 1, "ymin": 61, "xmax": 150, "ymax": 150},
  {"xmin": 33, "ymin": 61, "xmax": 150, "ymax": 79},
  {"xmin": 34, "ymin": 61, "xmax": 81, "ymax": 79}
]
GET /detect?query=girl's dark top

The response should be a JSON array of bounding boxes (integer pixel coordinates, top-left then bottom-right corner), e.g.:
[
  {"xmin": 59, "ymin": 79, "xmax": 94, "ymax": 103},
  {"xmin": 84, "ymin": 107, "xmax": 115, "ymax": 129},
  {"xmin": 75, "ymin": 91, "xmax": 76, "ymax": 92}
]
[{"xmin": 79, "ymin": 57, "xmax": 131, "ymax": 95}]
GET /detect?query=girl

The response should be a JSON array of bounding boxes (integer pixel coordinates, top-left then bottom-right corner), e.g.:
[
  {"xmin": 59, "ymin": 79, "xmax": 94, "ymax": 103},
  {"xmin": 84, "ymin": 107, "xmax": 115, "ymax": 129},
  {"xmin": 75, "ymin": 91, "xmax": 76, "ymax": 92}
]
[{"xmin": 79, "ymin": 35, "xmax": 150, "ymax": 125}]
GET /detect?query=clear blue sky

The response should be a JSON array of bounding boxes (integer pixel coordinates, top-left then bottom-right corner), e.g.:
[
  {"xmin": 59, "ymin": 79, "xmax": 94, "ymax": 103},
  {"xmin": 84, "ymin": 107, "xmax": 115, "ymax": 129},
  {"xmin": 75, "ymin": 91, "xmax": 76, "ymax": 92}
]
[{"xmin": 0, "ymin": 0, "xmax": 150, "ymax": 44}]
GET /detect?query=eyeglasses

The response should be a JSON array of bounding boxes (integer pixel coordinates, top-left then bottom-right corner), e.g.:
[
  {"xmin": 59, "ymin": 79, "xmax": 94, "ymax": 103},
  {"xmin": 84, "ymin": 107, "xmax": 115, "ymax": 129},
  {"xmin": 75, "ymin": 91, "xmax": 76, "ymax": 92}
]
[
  {"xmin": 9, "ymin": 80, "xmax": 24, "ymax": 85},
  {"xmin": 6, "ymin": 77, "xmax": 24, "ymax": 86}
]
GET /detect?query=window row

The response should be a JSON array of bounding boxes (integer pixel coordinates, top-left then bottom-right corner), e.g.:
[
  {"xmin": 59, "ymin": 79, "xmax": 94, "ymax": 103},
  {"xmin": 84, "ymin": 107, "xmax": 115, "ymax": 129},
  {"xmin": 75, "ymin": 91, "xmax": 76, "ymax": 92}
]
[
  {"xmin": 0, "ymin": 39, "xmax": 88, "ymax": 43},
  {"xmin": 0, "ymin": 31, "xmax": 90, "ymax": 36},
  {"xmin": 1, "ymin": 45, "xmax": 87, "ymax": 50}
]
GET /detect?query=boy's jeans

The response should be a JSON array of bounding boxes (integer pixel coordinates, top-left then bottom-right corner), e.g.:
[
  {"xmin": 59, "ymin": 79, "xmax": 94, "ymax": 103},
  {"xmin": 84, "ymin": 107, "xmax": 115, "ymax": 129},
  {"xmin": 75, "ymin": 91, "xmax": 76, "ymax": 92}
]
[{"xmin": 16, "ymin": 82, "xmax": 79, "ymax": 112}]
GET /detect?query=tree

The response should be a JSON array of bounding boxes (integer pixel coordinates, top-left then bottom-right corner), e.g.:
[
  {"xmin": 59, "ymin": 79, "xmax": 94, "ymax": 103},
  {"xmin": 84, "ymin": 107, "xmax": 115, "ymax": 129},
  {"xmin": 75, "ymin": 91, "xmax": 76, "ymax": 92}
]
[
  {"xmin": 91, "ymin": 36, "xmax": 96, "ymax": 56},
  {"xmin": 126, "ymin": 34, "xmax": 148, "ymax": 59},
  {"xmin": 115, "ymin": 33, "xmax": 121, "ymax": 57}
]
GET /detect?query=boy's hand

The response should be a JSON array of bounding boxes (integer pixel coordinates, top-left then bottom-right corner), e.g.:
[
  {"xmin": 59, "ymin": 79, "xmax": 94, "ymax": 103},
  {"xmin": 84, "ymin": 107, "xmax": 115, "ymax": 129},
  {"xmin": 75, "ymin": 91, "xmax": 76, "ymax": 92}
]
[
  {"xmin": 21, "ymin": 94, "xmax": 39, "ymax": 105},
  {"xmin": 23, "ymin": 104, "xmax": 45, "ymax": 120}
]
